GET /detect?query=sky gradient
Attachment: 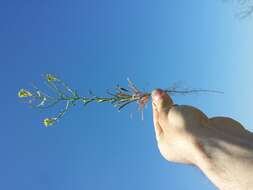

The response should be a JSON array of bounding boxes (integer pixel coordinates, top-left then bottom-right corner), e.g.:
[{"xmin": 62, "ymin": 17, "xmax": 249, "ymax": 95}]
[{"xmin": 0, "ymin": 0, "xmax": 253, "ymax": 189}]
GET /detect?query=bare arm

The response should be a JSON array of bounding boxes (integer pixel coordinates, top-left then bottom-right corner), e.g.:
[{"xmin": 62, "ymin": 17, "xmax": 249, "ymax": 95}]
[{"xmin": 151, "ymin": 89, "xmax": 253, "ymax": 190}]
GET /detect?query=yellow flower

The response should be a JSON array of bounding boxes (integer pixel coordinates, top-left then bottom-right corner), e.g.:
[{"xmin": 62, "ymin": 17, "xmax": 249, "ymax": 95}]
[
  {"xmin": 46, "ymin": 74, "xmax": 58, "ymax": 82},
  {"xmin": 43, "ymin": 118, "xmax": 56, "ymax": 127},
  {"xmin": 18, "ymin": 89, "xmax": 32, "ymax": 98}
]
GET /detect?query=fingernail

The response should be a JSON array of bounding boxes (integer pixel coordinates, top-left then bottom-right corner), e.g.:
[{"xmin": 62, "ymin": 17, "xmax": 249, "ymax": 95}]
[{"xmin": 151, "ymin": 89, "xmax": 164, "ymax": 102}]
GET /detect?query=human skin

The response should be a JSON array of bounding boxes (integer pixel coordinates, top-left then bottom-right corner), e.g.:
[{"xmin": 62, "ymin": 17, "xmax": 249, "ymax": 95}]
[{"xmin": 151, "ymin": 89, "xmax": 253, "ymax": 190}]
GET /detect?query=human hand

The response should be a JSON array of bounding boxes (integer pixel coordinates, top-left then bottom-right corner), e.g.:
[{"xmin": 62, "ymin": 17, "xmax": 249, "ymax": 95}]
[
  {"xmin": 151, "ymin": 89, "xmax": 211, "ymax": 165},
  {"xmin": 151, "ymin": 89, "xmax": 253, "ymax": 190}
]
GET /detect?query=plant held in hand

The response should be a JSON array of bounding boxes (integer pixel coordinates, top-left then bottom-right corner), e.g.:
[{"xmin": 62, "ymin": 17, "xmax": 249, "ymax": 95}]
[{"xmin": 18, "ymin": 74, "xmax": 222, "ymax": 127}]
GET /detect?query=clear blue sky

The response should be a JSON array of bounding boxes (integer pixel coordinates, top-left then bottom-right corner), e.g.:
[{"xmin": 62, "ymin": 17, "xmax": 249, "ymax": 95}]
[{"xmin": 0, "ymin": 0, "xmax": 253, "ymax": 189}]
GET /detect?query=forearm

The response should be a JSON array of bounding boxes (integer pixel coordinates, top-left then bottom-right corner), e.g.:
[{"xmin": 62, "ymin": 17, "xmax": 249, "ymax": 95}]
[{"xmin": 197, "ymin": 122, "xmax": 253, "ymax": 190}]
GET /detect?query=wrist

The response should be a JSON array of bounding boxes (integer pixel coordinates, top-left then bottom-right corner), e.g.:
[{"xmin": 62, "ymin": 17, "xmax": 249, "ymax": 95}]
[{"xmin": 195, "ymin": 124, "xmax": 253, "ymax": 190}]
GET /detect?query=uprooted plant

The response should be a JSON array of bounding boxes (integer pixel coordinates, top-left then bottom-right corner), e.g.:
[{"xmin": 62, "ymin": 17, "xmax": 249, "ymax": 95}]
[{"xmin": 18, "ymin": 74, "xmax": 222, "ymax": 127}]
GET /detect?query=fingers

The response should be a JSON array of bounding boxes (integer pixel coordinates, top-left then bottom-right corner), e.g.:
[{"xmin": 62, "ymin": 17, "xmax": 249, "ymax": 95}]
[
  {"xmin": 151, "ymin": 89, "xmax": 173, "ymax": 123},
  {"xmin": 209, "ymin": 117, "xmax": 248, "ymax": 136},
  {"xmin": 152, "ymin": 102, "xmax": 163, "ymax": 141}
]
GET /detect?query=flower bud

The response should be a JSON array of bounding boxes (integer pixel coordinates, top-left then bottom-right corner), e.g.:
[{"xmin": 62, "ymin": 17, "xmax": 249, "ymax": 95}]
[
  {"xmin": 46, "ymin": 74, "xmax": 58, "ymax": 82},
  {"xmin": 18, "ymin": 89, "xmax": 32, "ymax": 98},
  {"xmin": 43, "ymin": 118, "xmax": 56, "ymax": 127}
]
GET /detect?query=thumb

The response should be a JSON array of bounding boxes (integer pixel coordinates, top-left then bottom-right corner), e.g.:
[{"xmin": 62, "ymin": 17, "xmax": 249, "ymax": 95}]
[{"xmin": 151, "ymin": 89, "xmax": 173, "ymax": 122}]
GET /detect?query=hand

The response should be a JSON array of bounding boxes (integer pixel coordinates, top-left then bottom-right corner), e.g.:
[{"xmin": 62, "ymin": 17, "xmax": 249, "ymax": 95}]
[
  {"xmin": 151, "ymin": 89, "xmax": 210, "ymax": 164},
  {"xmin": 151, "ymin": 89, "xmax": 253, "ymax": 190}
]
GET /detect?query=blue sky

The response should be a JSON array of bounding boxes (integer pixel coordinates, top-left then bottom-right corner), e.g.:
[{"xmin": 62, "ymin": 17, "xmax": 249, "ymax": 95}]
[{"xmin": 0, "ymin": 0, "xmax": 253, "ymax": 189}]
